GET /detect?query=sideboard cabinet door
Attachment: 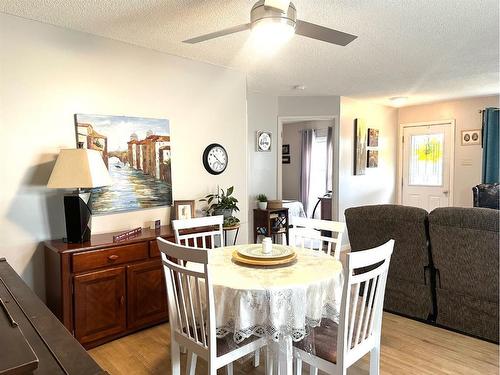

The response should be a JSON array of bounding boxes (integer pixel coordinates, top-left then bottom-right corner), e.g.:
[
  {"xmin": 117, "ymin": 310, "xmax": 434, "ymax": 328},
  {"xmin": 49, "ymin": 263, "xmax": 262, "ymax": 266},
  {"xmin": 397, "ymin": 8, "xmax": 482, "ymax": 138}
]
[
  {"xmin": 127, "ymin": 260, "xmax": 168, "ymax": 330},
  {"xmin": 74, "ymin": 267, "xmax": 126, "ymax": 344}
]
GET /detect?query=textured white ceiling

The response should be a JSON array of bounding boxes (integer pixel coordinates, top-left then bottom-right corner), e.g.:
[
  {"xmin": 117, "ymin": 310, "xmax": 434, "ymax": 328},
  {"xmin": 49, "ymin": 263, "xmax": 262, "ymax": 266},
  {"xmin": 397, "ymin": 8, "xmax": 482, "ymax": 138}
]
[{"xmin": 1, "ymin": 0, "xmax": 499, "ymax": 106}]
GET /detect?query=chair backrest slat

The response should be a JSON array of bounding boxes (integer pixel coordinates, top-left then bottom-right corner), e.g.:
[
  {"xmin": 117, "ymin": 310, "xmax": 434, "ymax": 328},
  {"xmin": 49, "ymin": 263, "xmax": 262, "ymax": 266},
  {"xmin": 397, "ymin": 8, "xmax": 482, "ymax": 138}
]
[
  {"xmin": 157, "ymin": 238, "xmax": 214, "ymax": 355},
  {"xmin": 173, "ymin": 216, "xmax": 224, "ymax": 249},
  {"xmin": 338, "ymin": 240, "xmax": 394, "ymax": 366},
  {"xmin": 290, "ymin": 216, "xmax": 346, "ymax": 258}
]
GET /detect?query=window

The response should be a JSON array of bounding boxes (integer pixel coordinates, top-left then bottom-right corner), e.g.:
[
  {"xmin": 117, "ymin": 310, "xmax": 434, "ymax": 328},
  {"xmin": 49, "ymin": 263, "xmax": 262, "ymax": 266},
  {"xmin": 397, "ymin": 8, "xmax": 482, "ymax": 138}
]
[
  {"xmin": 307, "ymin": 131, "xmax": 328, "ymax": 217},
  {"xmin": 408, "ymin": 133, "xmax": 444, "ymax": 186}
]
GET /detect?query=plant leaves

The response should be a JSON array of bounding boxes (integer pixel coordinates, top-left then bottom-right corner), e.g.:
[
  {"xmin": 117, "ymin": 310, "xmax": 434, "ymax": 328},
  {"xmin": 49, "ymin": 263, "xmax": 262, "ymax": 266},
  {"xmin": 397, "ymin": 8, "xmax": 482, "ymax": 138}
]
[{"xmin": 227, "ymin": 186, "xmax": 234, "ymax": 196}]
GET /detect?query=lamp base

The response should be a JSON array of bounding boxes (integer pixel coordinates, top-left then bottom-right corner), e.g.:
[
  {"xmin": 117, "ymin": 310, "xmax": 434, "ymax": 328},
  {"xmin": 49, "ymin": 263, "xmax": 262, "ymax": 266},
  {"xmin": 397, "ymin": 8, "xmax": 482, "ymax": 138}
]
[{"xmin": 64, "ymin": 194, "xmax": 92, "ymax": 243}]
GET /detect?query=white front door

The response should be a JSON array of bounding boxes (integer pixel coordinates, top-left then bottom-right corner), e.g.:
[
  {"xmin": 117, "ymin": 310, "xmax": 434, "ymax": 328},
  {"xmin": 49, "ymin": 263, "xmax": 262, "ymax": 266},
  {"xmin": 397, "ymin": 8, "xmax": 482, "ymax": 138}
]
[{"xmin": 402, "ymin": 123, "xmax": 454, "ymax": 211}]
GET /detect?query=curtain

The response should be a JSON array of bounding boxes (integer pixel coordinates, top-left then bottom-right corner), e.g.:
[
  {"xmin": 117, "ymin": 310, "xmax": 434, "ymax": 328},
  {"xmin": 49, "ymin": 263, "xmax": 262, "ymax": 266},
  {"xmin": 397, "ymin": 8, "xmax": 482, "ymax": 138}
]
[
  {"xmin": 300, "ymin": 129, "xmax": 314, "ymax": 215},
  {"xmin": 326, "ymin": 126, "xmax": 333, "ymax": 192},
  {"xmin": 482, "ymin": 107, "xmax": 499, "ymax": 183}
]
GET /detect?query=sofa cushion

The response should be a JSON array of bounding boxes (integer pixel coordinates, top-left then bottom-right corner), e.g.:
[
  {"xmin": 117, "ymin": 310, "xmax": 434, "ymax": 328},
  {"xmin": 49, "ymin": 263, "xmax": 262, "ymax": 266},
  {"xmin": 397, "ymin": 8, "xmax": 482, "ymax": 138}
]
[{"xmin": 429, "ymin": 207, "xmax": 499, "ymax": 302}]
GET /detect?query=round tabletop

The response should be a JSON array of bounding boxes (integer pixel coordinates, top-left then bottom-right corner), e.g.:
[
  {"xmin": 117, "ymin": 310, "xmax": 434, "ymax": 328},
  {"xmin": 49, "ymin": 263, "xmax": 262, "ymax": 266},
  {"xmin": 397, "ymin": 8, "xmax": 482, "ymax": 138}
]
[{"xmin": 209, "ymin": 245, "xmax": 344, "ymax": 343}]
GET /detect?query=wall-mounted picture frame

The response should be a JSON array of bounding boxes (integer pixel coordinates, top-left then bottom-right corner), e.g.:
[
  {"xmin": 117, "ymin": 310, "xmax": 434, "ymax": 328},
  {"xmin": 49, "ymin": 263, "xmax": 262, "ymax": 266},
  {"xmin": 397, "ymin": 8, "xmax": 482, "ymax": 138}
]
[
  {"xmin": 174, "ymin": 200, "xmax": 195, "ymax": 220},
  {"xmin": 461, "ymin": 129, "xmax": 481, "ymax": 146},
  {"xmin": 75, "ymin": 113, "xmax": 172, "ymax": 214},
  {"xmin": 282, "ymin": 144, "xmax": 290, "ymax": 155},
  {"xmin": 367, "ymin": 128, "xmax": 379, "ymax": 147},
  {"xmin": 354, "ymin": 118, "xmax": 367, "ymax": 175},
  {"xmin": 367, "ymin": 150, "xmax": 379, "ymax": 168},
  {"xmin": 256, "ymin": 131, "xmax": 272, "ymax": 152},
  {"xmin": 282, "ymin": 155, "xmax": 290, "ymax": 164}
]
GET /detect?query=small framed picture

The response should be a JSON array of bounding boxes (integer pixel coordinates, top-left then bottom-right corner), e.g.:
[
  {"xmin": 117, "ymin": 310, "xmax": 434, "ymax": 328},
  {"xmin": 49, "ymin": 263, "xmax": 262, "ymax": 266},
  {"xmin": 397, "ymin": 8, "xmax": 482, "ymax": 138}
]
[
  {"xmin": 461, "ymin": 129, "xmax": 481, "ymax": 146},
  {"xmin": 282, "ymin": 144, "xmax": 290, "ymax": 155},
  {"xmin": 367, "ymin": 128, "xmax": 379, "ymax": 147},
  {"xmin": 367, "ymin": 150, "xmax": 379, "ymax": 168},
  {"xmin": 282, "ymin": 155, "xmax": 291, "ymax": 164},
  {"xmin": 174, "ymin": 200, "xmax": 195, "ymax": 220},
  {"xmin": 256, "ymin": 131, "xmax": 272, "ymax": 152}
]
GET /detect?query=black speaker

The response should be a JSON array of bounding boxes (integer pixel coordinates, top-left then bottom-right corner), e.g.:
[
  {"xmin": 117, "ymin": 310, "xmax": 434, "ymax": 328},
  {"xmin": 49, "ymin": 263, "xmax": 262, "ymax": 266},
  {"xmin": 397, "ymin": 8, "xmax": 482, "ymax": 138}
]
[{"xmin": 63, "ymin": 195, "xmax": 92, "ymax": 243}]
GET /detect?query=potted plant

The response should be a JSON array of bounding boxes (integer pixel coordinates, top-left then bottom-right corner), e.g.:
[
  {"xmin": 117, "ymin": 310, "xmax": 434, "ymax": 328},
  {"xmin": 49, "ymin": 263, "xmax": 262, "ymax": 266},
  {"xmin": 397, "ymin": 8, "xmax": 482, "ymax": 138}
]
[
  {"xmin": 257, "ymin": 194, "xmax": 268, "ymax": 210},
  {"xmin": 200, "ymin": 186, "xmax": 239, "ymax": 219}
]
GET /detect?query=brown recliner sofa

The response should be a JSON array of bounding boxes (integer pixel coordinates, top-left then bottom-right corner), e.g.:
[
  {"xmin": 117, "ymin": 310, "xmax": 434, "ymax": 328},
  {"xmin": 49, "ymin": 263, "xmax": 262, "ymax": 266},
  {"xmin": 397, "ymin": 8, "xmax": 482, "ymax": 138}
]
[
  {"xmin": 344, "ymin": 205, "xmax": 434, "ymax": 321},
  {"xmin": 345, "ymin": 204, "xmax": 499, "ymax": 343},
  {"xmin": 429, "ymin": 207, "xmax": 499, "ymax": 342}
]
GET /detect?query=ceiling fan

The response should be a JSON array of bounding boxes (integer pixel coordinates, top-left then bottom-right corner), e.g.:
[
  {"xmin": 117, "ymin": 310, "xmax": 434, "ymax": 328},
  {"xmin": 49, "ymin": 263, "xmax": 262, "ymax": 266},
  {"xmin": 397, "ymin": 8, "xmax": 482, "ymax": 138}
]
[{"xmin": 183, "ymin": 0, "xmax": 358, "ymax": 46}]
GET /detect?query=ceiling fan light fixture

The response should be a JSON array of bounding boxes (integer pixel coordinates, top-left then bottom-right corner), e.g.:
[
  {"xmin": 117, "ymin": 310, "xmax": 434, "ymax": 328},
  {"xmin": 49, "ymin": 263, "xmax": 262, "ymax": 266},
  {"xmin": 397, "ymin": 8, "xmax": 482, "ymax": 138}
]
[
  {"xmin": 251, "ymin": 18, "xmax": 295, "ymax": 45},
  {"xmin": 389, "ymin": 96, "xmax": 408, "ymax": 107}
]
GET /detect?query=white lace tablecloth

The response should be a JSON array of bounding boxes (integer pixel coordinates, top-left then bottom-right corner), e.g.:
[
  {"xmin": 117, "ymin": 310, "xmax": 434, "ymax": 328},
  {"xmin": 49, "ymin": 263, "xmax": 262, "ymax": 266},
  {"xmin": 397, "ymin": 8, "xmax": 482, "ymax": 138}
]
[{"xmin": 209, "ymin": 246, "xmax": 343, "ymax": 344}]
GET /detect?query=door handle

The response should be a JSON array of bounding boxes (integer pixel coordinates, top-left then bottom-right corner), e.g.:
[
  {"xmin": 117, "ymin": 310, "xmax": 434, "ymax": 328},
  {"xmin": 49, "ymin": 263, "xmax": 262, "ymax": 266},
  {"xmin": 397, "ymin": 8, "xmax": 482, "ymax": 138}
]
[
  {"xmin": 443, "ymin": 190, "xmax": 449, "ymax": 194},
  {"xmin": 119, "ymin": 295, "xmax": 125, "ymax": 306}
]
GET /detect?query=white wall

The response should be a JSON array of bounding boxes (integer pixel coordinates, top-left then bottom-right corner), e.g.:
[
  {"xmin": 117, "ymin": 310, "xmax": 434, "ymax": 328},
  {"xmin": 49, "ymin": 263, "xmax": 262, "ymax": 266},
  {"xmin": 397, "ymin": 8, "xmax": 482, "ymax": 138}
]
[
  {"xmin": 339, "ymin": 97, "xmax": 398, "ymax": 242},
  {"xmin": 398, "ymin": 95, "xmax": 500, "ymax": 207},
  {"xmin": 246, "ymin": 91, "xmax": 278, "ymax": 241},
  {"xmin": 278, "ymin": 96, "xmax": 341, "ymax": 117},
  {"xmin": 281, "ymin": 120, "xmax": 333, "ymax": 201},
  {"xmin": 0, "ymin": 13, "xmax": 248, "ymax": 298}
]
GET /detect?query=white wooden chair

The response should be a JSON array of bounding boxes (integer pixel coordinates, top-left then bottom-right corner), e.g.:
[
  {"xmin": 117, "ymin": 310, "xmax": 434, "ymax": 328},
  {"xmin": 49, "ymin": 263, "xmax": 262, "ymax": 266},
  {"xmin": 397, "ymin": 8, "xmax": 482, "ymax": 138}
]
[
  {"xmin": 158, "ymin": 238, "xmax": 268, "ymax": 375},
  {"xmin": 289, "ymin": 216, "xmax": 346, "ymax": 259},
  {"xmin": 172, "ymin": 215, "xmax": 224, "ymax": 249},
  {"xmin": 293, "ymin": 240, "xmax": 394, "ymax": 375}
]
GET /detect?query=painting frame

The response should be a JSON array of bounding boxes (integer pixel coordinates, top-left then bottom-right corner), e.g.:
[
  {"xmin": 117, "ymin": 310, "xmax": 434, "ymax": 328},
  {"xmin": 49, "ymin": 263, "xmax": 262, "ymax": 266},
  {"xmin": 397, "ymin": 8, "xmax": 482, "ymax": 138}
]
[
  {"xmin": 367, "ymin": 150, "xmax": 379, "ymax": 168},
  {"xmin": 461, "ymin": 129, "xmax": 481, "ymax": 146},
  {"xmin": 354, "ymin": 118, "xmax": 367, "ymax": 175},
  {"xmin": 282, "ymin": 155, "xmax": 290, "ymax": 164},
  {"xmin": 74, "ymin": 113, "xmax": 172, "ymax": 215},
  {"xmin": 174, "ymin": 200, "xmax": 195, "ymax": 220},
  {"xmin": 282, "ymin": 144, "xmax": 290, "ymax": 155},
  {"xmin": 367, "ymin": 128, "xmax": 379, "ymax": 147}
]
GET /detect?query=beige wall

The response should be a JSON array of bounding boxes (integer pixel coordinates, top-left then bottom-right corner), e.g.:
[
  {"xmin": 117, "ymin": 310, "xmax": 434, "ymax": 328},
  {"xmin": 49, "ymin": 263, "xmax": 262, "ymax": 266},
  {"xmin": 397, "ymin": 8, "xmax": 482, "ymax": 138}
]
[
  {"xmin": 339, "ymin": 97, "xmax": 398, "ymax": 240},
  {"xmin": 247, "ymin": 92, "xmax": 278, "ymax": 242},
  {"xmin": 0, "ymin": 13, "xmax": 248, "ymax": 298},
  {"xmin": 398, "ymin": 95, "xmax": 499, "ymax": 207}
]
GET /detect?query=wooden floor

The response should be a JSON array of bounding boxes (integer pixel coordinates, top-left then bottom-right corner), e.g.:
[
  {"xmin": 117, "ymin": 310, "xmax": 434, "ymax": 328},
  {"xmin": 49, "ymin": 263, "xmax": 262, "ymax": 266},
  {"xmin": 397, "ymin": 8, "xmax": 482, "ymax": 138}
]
[{"xmin": 89, "ymin": 313, "xmax": 499, "ymax": 375}]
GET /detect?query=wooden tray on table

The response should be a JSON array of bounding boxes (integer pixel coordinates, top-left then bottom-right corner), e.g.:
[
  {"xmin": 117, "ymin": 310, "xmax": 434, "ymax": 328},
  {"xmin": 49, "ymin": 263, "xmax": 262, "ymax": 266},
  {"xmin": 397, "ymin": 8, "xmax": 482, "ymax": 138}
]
[{"xmin": 232, "ymin": 244, "xmax": 297, "ymax": 267}]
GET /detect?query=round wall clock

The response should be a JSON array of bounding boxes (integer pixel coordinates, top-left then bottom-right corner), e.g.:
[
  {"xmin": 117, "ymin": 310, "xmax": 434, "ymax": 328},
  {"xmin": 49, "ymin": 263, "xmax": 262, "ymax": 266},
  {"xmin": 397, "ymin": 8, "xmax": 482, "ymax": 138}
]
[
  {"xmin": 202, "ymin": 143, "xmax": 228, "ymax": 175},
  {"xmin": 256, "ymin": 131, "xmax": 272, "ymax": 152}
]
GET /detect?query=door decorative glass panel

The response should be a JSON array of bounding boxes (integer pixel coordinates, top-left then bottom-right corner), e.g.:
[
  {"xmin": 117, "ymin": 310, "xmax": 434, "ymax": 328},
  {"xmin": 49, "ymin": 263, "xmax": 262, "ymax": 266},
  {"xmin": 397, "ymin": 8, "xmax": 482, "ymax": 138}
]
[{"xmin": 408, "ymin": 133, "xmax": 444, "ymax": 186}]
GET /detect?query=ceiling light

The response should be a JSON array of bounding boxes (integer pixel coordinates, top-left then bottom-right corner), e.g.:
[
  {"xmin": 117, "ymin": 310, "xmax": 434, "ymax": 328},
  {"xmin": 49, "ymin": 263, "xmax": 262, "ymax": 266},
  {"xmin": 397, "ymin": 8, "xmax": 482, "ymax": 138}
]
[
  {"xmin": 389, "ymin": 96, "xmax": 408, "ymax": 107},
  {"xmin": 250, "ymin": 18, "xmax": 295, "ymax": 53}
]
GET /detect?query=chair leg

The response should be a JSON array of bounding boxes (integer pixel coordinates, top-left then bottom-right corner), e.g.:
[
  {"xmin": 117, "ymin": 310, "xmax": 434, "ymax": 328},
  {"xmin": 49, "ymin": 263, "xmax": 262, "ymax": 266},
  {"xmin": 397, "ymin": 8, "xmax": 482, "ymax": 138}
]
[
  {"xmin": 186, "ymin": 352, "xmax": 197, "ymax": 375},
  {"xmin": 370, "ymin": 346, "xmax": 380, "ymax": 375},
  {"xmin": 170, "ymin": 340, "xmax": 181, "ymax": 375},
  {"xmin": 295, "ymin": 357, "xmax": 302, "ymax": 375},
  {"xmin": 253, "ymin": 349, "xmax": 260, "ymax": 367},
  {"xmin": 309, "ymin": 365, "xmax": 318, "ymax": 375},
  {"xmin": 266, "ymin": 346, "xmax": 274, "ymax": 375},
  {"xmin": 226, "ymin": 362, "xmax": 234, "ymax": 375}
]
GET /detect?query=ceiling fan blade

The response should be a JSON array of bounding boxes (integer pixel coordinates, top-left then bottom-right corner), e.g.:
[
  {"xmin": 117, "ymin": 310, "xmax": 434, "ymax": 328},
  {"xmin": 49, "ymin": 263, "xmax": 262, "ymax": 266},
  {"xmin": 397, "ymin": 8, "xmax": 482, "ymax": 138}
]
[
  {"xmin": 183, "ymin": 23, "xmax": 250, "ymax": 44},
  {"xmin": 295, "ymin": 20, "xmax": 357, "ymax": 46},
  {"xmin": 264, "ymin": 0, "xmax": 290, "ymax": 12}
]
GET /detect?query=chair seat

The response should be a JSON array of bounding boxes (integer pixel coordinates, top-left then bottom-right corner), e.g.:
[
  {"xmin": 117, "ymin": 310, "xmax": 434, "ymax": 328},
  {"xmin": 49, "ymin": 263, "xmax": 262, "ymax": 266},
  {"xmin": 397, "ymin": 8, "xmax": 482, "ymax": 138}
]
[
  {"xmin": 294, "ymin": 319, "xmax": 339, "ymax": 363},
  {"xmin": 217, "ymin": 335, "xmax": 261, "ymax": 357}
]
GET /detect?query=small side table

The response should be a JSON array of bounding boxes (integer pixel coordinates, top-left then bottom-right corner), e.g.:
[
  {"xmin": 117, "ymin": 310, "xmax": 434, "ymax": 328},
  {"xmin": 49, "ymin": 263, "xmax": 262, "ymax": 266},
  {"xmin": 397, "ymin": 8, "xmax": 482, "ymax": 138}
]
[
  {"xmin": 223, "ymin": 224, "xmax": 240, "ymax": 246},
  {"xmin": 253, "ymin": 208, "xmax": 289, "ymax": 244}
]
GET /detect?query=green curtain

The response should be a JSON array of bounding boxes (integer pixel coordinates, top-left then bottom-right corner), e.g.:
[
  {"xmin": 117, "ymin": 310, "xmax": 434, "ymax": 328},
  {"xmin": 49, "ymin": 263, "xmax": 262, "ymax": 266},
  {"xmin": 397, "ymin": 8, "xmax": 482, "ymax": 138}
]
[{"xmin": 482, "ymin": 107, "xmax": 500, "ymax": 183}]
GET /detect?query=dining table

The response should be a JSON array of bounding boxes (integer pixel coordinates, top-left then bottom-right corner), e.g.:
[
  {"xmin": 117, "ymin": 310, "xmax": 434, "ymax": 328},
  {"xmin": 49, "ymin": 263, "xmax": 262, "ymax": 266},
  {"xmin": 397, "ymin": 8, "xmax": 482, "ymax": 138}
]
[{"xmin": 205, "ymin": 244, "xmax": 344, "ymax": 375}]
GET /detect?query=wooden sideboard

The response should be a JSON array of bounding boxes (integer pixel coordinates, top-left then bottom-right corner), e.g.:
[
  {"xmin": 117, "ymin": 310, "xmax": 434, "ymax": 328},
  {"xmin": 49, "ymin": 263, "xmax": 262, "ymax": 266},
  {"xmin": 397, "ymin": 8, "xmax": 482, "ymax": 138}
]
[{"xmin": 44, "ymin": 225, "xmax": 176, "ymax": 349}]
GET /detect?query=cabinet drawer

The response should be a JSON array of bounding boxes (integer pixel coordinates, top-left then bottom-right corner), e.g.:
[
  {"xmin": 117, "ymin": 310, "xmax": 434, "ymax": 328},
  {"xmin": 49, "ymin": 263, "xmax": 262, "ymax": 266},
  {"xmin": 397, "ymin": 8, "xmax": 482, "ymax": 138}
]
[
  {"xmin": 72, "ymin": 243, "xmax": 148, "ymax": 273},
  {"xmin": 149, "ymin": 240, "xmax": 160, "ymax": 258}
]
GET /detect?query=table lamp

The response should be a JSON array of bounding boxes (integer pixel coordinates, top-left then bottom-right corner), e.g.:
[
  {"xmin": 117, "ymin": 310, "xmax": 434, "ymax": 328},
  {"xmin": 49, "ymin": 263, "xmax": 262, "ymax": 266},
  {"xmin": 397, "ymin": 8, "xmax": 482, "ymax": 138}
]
[{"xmin": 47, "ymin": 144, "xmax": 112, "ymax": 243}]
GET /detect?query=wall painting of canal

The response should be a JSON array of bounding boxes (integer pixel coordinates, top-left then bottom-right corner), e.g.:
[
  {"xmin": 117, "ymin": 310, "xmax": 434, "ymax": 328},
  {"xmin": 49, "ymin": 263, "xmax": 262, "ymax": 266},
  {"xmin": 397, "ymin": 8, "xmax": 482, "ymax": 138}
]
[{"xmin": 75, "ymin": 114, "xmax": 173, "ymax": 215}]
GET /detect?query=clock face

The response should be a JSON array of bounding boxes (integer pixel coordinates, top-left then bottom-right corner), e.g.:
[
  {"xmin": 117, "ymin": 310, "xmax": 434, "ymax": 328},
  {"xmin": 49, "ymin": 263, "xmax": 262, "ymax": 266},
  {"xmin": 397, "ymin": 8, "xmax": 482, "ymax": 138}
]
[
  {"xmin": 257, "ymin": 131, "xmax": 272, "ymax": 152},
  {"xmin": 203, "ymin": 144, "xmax": 228, "ymax": 175}
]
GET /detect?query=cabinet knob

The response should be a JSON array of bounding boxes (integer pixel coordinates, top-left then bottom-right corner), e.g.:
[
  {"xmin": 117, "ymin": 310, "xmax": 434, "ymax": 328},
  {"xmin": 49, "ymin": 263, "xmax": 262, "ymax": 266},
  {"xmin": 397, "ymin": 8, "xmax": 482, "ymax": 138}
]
[
  {"xmin": 120, "ymin": 296, "xmax": 125, "ymax": 306},
  {"xmin": 108, "ymin": 255, "xmax": 119, "ymax": 261}
]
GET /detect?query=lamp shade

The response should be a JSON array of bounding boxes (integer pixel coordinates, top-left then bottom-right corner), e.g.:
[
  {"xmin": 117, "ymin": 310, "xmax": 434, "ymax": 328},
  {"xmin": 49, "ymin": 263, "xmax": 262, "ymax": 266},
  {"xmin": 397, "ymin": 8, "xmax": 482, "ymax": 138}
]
[{"xmin": 47, "ymin": 148, "xmax": 112, "ymax": 189}]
